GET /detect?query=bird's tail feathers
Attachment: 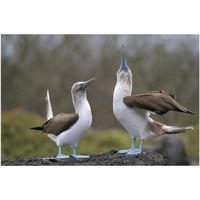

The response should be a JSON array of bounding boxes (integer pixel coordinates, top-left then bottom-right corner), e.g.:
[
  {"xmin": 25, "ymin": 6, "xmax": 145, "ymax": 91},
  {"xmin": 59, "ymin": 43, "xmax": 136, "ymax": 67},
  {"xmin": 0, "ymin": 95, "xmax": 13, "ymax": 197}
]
[
  {"xmin": 186, "ymin": 110, "xmax": 197, "ymax": 115},
  {"xmin": 46, "ymin": 89, "xmax": 53, "ymax": 120},
  {"xmin": 163, "ymin": 125, "xmax": 193, "ymax": 134},
  {"xmin": 30, "ymin": 126, "xmax": 43, "ymax": 131},
  {"xmin": 47, "ymin": 134, "xmax": 57, "ymax": 143}
]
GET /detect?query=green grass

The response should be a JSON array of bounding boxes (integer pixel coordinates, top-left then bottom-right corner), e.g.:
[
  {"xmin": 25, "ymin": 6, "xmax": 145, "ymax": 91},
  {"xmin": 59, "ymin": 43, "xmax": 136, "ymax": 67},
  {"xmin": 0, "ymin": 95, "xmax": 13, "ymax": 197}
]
[{"xmin": 1, "ymin": 109, "xmax": 199, "ymax": 160}]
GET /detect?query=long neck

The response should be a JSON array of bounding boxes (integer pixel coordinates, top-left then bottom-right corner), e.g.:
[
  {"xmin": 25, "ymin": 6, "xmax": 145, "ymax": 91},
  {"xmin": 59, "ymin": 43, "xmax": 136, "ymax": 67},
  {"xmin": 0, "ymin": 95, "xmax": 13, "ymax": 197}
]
[
  {"xmin": 113, "ymin": 80, "xmax": 132, "ymax": 116},
  {"xmin": 72, "ymin": 92, "xmax": 91, "ymax": 114},
  {"xmin": 114, "ymin": 80, "xmax": 132, "ymax": 100}
]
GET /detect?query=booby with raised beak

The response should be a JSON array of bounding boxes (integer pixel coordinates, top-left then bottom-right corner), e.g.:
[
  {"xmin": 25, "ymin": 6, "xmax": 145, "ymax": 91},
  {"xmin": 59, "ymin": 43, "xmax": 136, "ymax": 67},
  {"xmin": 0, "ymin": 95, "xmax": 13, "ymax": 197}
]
[
  {"xmin": 113, "ymin": 46, "xmax": 195, "ymax": 155},
  {"xmin": 31, "ymin": 78, "xmax": 95, "ymax": 159}
]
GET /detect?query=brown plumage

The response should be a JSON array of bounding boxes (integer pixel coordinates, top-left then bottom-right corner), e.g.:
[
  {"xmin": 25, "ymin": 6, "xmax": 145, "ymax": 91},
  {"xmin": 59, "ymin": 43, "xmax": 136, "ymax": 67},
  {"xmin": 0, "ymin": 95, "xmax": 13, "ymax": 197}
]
[
  {"xmin": 123, "ymin": 90, "xmax": 196, "ymax": 115},
  {"xmin": 147, "ymin": 120, "xmax": 192, "ymax": 136},
  {"xmin": 30, "ymin": 113, "xmax": 79, "ymax": 136}
]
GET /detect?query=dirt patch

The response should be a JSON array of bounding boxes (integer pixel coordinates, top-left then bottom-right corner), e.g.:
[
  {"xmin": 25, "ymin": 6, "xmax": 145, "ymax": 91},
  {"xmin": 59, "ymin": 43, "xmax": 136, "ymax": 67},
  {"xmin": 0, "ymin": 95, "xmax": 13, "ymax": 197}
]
[{"xmin": 1, "ymin": 150, "xmax": 168, "ymax": 166}]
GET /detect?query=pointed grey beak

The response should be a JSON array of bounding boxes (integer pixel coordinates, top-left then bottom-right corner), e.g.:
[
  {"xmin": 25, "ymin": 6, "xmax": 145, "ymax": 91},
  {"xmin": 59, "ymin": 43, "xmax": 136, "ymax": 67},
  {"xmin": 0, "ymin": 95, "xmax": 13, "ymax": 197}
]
[
  {"xmin": 79, "ymin": 78, "xmax": 96, "ymax": 91},
  {"xmin": 120, "ymin": 46, "xmax": 129, "ymax": 72}
]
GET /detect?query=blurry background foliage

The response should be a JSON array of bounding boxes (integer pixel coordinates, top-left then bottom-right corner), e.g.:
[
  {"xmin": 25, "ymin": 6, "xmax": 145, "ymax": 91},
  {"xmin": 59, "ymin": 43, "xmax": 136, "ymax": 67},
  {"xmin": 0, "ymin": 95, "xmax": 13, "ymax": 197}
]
[{"xmin": 1, "ymin": 35, "xmax": 199, "ymax": 161}]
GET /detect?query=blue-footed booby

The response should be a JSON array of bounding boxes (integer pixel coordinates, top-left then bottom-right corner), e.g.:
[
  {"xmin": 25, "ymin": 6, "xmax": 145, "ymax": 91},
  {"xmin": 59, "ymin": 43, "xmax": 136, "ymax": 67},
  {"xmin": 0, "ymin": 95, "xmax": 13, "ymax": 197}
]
[
  {"xmin": 31, "ymin": 78, "xmax": 95, "ymax": 159},
  {"xmin": 113, "ymin": 47, "xmax": 195, "ymax": 155}
]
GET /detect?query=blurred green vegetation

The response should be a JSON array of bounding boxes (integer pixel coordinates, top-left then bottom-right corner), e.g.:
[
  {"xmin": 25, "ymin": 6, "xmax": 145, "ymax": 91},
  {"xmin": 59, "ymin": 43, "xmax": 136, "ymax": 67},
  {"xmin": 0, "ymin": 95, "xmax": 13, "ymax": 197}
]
[
  {"xmin": 182, "ymin": 123, "xmax": 199, "ymax": 160},
  {"xmin": 1, "ymin": 109, "xmax": 199, "ymax": 161}
]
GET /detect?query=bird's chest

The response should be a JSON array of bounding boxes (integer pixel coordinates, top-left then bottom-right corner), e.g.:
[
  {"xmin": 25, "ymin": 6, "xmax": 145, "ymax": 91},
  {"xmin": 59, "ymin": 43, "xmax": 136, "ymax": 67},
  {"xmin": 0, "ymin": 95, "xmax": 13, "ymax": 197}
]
[
  {"xmin": 77, "ymin": 110, "xmax": 92, "ymax": 132},
  {"xmin": 57, "ymin": 109, "xmax": 92, "ymax": 146},
  {"xmin": 113, "ymin": 98, "xmax": 131, "ymax": 121},
  {"xmin": 114, "ymin": 99, "xmax": 147, "ymax": 135}
]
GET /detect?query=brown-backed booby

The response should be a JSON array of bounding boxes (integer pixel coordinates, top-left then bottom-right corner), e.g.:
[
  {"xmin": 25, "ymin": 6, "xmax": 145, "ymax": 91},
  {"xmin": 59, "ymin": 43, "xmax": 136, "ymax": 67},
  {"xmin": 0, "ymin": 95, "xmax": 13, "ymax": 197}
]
[
  {"xmin": 31, "ymin": 78, "xmax": 95, "ymax": 158},
  {"xmin": 113, "ymin": 47, "xmax": 195, "ymax": 155}
]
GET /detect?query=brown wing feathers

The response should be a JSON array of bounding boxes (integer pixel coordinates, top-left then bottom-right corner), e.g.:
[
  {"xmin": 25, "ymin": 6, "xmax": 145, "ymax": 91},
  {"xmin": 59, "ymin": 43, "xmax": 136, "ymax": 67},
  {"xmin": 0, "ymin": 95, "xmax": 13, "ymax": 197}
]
[
  {"xmin": 31, "ymin": 113, "xmax": 79, "ymax": 136},
  {"xmin": 123, "ymin": 90, "xmax": 196, "ymax": 115}
]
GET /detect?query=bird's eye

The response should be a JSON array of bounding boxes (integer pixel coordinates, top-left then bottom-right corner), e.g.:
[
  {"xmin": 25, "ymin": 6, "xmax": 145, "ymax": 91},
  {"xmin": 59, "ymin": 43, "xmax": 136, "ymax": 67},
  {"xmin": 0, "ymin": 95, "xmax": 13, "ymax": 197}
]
[{"xmin": 78, "ymin": 83, "xmax": 84, "ymax": 91}]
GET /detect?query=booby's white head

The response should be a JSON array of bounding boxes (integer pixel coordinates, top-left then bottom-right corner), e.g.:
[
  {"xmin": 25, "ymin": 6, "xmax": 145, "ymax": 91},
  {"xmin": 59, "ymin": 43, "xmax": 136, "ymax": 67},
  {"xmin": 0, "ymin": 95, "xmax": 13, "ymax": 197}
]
[
  {"xmin": 116, "ymin": 46, "xmax": 132, "ymax": 95},
  {"xmin": 71, "ymin": 78, "xmax": 95, "ymax": 112}
]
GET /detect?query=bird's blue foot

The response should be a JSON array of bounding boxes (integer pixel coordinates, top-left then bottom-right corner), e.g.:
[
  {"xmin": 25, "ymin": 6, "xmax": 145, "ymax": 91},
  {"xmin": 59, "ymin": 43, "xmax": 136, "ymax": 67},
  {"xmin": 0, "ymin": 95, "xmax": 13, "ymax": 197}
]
[
  {"xmin": 118, "ymin": 138, "xmax": 136, "ymax": 154},
  {"xmin": 72, "ymin": 154, "xmax": 89, "ymax": 159},
  {"xmin": 56, "ymin": 145, "xmax": 69, "ymax": 159},
  {"xmin": 127, "ymin": 148, "xmax": 142, "ymax": 155},
  {"xmin": 72, "ymin": 146, "xmax": 89, "ymax": 159},
  {"xmin": 127, "ymin": 139, "xmax": 144, "ymax": 155},
  {"xmin": 56, "ymin": 153, "xmax": 70, "ymax": 159},
  {"xmin": 118, "ymin": 148, "xmax": 133, "ymax": 154}
]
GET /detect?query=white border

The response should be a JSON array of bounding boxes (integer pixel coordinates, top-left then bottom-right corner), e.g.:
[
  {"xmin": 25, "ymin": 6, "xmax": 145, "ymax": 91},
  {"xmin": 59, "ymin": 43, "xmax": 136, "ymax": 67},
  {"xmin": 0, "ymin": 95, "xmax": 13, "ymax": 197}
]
[{"xmin": 0, "ymin": 1, "xmax": 200, "ymax": 200}]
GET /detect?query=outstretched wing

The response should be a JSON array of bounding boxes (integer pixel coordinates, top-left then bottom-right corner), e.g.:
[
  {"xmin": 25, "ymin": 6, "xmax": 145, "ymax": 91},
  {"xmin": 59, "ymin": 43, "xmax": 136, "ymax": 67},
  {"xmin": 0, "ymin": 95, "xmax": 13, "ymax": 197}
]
[
  {"xmin": 123, "ymin": 90, "xmax": 195, "ymax": 115},
  {"xmin": 42, "ymin": 113, "xmax": 79, "ymax": 136}
]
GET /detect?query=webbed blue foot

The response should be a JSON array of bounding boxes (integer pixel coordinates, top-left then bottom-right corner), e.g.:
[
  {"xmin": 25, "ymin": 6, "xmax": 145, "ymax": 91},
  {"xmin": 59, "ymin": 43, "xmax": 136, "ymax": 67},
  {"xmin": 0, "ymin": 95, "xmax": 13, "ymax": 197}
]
[
  {"xmin": 118, "ymin": 148, "xmax": 133, "ymax": 153},
  {"xmin": 56, "ymin": 145, "xmax": 69, "ymax": 159},
  {"xmin": 72, "ymin": 146, "xmax": 89, "ymax": 159},
  {"xmin": 56, "ymin": 154, "xmax": 70, "ymax": 159},
  {"xmin": 118, "ymin": 138, "xmax": 136, "ymax": 154},
  {"xmin": 127, "ymin": 148, "xmax": 142, "ymax": 155},
  {"xmin": 127, "ymin": 139, "xmax": 144, "ymax": 155},
  {"xmin": 72, "ymin": 155, "xmax": 89, "ymax": 159}
]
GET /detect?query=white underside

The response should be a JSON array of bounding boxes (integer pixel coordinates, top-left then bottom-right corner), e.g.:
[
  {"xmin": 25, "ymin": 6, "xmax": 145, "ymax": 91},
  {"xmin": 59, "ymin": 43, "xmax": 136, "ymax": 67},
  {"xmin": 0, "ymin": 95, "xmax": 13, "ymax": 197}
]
[
  {"xmin": 113, "ymin": 86, "xmax": 157, "ymax": 140},
  {"xmin": 54, "ymin": 111, "xmax": 92, "ymax": 146},
  {"xmin": 46, "ymin": 90, "xmax": 92, "ymax": 147}
]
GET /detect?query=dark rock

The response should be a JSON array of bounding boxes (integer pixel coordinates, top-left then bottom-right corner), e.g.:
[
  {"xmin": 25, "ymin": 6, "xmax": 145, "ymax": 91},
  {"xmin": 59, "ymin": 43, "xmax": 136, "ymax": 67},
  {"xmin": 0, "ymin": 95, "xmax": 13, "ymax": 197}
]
[
  {"xmin": 145, "ymin": 135, "xmax": 190, "ymax": 165},
  {"xmin": 1, "ymin": 150, "xmax": 168, "ymax": 166}
]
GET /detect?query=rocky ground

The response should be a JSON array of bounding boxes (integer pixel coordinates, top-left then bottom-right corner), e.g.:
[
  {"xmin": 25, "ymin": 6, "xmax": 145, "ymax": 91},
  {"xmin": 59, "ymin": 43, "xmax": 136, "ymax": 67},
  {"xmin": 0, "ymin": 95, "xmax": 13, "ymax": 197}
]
[{"xmin": 1, "ymin": 150, "xmax": 168, "ymax": 166}]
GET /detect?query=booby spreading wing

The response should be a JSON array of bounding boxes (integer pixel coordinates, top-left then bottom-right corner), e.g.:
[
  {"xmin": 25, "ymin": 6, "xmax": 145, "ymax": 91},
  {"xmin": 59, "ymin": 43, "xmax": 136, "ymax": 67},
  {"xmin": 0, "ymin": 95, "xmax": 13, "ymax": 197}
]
[
  {"xmin": 31, "ymin": 113, "xmax": 79, "ymax": 136},
  {"xmin": 123, "ymin": 90, "xmax": 195, "ymax": 115}
]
